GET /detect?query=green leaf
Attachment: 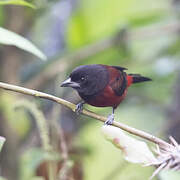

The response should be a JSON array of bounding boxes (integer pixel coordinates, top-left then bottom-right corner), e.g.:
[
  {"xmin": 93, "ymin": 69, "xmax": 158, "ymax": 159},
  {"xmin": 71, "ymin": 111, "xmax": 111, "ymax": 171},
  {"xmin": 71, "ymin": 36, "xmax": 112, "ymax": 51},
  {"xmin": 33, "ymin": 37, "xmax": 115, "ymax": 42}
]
[
  {"xmin": 0, "ymin": 27, "xmax": 47, "ymax": 60},
  {"xmin": 0, "ymin": 0, "xmax": 35, "ymax": 9},
  {"xmin": 0, "ymin": 136, "xmax": 6, "ymax": 152}
]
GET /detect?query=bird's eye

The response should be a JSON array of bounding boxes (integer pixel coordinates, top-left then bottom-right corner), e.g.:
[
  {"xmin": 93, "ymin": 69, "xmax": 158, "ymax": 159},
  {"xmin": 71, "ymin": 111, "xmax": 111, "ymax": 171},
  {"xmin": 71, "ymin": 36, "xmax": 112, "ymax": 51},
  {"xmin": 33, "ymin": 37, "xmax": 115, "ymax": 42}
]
[{"xmin": 81, "ymin": 77, "xmax": 85, "ymax": 81}]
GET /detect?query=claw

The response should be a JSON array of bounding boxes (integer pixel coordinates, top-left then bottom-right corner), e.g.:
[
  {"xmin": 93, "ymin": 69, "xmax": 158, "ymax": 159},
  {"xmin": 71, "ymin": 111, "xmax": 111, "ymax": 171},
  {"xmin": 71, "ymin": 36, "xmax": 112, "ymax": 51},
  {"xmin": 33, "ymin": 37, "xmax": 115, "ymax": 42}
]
[
  {"xmin": 75, "ymin": 102, "xmax": 84, "ymax": 115},
  {"xmin": 105, "ymin": 114, "xmax": 114, "ymax": 125}
]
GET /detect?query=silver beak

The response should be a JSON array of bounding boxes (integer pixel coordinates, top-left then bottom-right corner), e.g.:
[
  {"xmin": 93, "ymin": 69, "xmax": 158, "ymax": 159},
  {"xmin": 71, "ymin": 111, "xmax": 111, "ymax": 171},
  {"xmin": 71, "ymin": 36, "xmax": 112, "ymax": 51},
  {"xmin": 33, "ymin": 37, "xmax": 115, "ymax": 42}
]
[{"xmin": 61, "ymin": 78, "xmax": 80, "ymax": 88}]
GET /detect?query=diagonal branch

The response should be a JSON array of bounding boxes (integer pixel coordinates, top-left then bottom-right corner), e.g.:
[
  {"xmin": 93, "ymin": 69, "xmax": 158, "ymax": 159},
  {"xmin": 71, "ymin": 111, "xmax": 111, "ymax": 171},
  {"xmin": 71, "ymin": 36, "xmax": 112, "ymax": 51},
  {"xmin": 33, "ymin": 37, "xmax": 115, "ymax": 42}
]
[{"xmin": 0, "ymin": 82, "xmax": 171, "ymax": 149}]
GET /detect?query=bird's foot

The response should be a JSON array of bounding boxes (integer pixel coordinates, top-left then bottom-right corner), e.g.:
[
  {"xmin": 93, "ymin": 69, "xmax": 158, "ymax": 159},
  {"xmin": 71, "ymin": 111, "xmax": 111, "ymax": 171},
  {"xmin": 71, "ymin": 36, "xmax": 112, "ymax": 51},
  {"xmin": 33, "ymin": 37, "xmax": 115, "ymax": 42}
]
[
  {"xmin": 75, "ymin": 102, "xmax": 84, "ymax": 115},
  {"xmin": 105, "ymin": 114, "xmax": 114, "ymax": 125}
]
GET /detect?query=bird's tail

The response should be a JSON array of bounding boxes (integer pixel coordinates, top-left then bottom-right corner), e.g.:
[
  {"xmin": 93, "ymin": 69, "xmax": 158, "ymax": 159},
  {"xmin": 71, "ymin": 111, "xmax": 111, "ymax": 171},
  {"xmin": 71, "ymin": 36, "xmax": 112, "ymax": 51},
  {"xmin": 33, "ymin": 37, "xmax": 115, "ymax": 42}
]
[{"xmin": 127, "ymin": 74, "xmax": 152, "ymax": 86}]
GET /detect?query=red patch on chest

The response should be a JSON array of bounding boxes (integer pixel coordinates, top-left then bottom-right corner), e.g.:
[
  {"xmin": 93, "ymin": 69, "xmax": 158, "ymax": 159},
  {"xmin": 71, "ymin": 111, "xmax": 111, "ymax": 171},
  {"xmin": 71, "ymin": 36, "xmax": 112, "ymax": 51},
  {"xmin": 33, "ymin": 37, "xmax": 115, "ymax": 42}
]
[{"xmin": 87, "ymin": 85, "xmax": 127, "ymax": 108}]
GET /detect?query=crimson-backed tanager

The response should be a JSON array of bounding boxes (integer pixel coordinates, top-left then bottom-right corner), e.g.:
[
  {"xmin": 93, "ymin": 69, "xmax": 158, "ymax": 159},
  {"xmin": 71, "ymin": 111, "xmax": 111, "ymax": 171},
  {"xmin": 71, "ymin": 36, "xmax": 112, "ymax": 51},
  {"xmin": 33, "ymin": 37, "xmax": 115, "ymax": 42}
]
[{"xmin": 61, "ymin": 64, "xmax": 151, "ymax": 124}]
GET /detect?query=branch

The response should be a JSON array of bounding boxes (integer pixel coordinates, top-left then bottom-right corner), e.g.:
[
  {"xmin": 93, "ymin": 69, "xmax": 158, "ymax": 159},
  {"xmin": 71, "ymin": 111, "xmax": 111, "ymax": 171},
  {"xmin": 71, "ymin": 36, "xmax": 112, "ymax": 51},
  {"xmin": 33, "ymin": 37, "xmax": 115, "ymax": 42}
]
[{"xmin": 0, "ymin": 82, "xmax": 171, "ymax": 149}]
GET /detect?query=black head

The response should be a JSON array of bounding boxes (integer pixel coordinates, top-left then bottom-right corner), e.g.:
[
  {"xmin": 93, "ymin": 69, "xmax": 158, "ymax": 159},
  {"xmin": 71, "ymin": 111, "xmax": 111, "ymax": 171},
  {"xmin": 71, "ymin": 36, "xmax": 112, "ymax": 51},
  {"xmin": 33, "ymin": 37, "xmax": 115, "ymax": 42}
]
[{"xmin": 61, "ymin": 64, "xmax": 109, "ymax": 97}]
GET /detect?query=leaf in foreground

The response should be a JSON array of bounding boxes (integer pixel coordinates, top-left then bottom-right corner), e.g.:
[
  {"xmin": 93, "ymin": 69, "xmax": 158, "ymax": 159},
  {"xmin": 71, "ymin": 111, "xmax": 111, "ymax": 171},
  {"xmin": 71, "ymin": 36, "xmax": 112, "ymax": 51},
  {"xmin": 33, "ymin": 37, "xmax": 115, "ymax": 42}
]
[
  {"xmin": 0, "ymin": 0, "xmax": 35, "ymax": 9},
  {"xmin": 0, "ymin": 27, "xmax": 47, "ymax": 60}
]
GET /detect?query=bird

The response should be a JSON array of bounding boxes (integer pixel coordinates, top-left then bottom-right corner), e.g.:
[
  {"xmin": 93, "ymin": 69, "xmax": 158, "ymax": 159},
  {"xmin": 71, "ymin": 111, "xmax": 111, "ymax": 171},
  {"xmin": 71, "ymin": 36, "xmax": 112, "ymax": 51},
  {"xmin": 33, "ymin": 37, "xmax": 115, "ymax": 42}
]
[{"xmin": 61, "ymin": 64, "xmax": 151, "ymax": 125}]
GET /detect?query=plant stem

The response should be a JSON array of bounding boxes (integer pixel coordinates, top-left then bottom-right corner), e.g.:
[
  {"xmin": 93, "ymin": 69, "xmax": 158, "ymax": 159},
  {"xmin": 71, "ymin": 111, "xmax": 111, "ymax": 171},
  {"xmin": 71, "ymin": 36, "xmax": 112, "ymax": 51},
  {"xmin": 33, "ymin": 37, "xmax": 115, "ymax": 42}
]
[{"xmin": 0, "ymin": 82, "xmax": 171, "ymax": 149}]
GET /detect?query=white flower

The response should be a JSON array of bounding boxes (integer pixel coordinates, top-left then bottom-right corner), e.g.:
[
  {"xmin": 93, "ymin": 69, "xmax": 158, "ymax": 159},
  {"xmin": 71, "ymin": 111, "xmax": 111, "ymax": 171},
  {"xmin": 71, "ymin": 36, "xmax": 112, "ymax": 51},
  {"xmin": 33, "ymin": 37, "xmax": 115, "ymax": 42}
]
[{"xmin": 101, "ymin": 125, "xmax": 155, "ymax": 164}]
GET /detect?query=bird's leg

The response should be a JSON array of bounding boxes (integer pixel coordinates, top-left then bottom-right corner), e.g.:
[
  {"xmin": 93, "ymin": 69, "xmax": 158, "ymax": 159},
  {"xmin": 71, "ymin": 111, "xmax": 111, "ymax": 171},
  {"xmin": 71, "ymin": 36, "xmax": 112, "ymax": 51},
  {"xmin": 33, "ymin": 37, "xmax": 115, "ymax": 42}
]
[
  {"xmin": 75, "ymin": 101, "xmax": 85, "ymax": 115},
  {"xmin": 105, "ymin": 107, "xmax": 115, "ymax": 125}
]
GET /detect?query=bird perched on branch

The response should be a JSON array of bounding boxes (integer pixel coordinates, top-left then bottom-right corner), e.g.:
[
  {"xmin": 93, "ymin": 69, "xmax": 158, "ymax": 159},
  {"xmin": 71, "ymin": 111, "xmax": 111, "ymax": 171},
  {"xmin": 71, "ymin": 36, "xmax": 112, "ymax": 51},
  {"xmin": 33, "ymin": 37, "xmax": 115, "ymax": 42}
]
[{"xmin": 61, "ymin": 64, "xmax": 151, "ymax": 125}]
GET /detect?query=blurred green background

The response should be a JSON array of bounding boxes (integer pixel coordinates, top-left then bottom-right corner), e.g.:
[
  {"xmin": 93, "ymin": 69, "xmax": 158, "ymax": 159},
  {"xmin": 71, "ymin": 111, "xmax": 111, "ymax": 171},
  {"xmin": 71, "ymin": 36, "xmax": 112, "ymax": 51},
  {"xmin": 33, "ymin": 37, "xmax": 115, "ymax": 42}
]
[{"xmin": 0, "ymin": 0, "xmax": 180, "ymax": 180}]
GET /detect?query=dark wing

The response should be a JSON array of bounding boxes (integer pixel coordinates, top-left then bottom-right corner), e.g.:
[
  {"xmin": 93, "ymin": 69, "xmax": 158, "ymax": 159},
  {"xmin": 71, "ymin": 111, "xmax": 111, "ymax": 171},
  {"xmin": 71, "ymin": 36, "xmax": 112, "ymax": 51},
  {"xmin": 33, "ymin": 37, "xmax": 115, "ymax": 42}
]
[
  {"xmin": 110, "ymin": 71, "xmax": 127, "ymax": 96},
  {"xmin": 112, "ymin": 66, "xmax": 127, "ymax": 71}
]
